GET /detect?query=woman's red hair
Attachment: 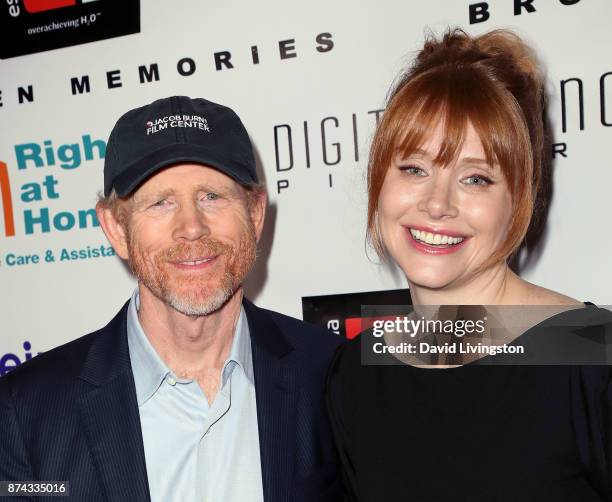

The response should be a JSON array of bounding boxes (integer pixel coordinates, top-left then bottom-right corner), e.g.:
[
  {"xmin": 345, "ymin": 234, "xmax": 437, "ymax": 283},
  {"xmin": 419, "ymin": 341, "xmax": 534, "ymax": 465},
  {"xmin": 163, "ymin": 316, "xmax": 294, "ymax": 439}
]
[{"xmin": 367, "ymin": 29, "xmax": 545, "ymax": 271}]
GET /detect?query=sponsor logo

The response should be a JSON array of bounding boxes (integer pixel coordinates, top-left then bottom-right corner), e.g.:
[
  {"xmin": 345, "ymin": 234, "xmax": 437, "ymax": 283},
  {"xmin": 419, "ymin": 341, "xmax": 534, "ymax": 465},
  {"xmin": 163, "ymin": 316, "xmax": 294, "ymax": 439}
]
[
  {"xmin": 273, "ymin": 108, "xmax": 383, "ymax": 195},
  {"xmin": 0, "ymin": 134, "xmax": 105, "ymax": 238},
  {"xmin": 468, "ymin": 0, "xmax": 582, "ymax": 25},
  {"xmin": 146, "ymin": 115, "xmax": 210, "ymax": 136},
  {"xmin": 0, "ymin": 31, "xmax": 333, "ymax": 101},
  {"xmin": 0, "ymin": 341, "xmax": 41, "ymax": 376},
  {"xmin": 1, "ymin": 0, "xmax": 139, "ymax": 59},
  {"xmin": 0, "ymin": 161, "xmax": 15, "ymax": 237},
  {"xmin": 23, "ymin": 0, "xmax": 83, "ymax": 15},
  {"xmin": 302, "ymin": 289, "xmax": 412, "ymax": 338}
]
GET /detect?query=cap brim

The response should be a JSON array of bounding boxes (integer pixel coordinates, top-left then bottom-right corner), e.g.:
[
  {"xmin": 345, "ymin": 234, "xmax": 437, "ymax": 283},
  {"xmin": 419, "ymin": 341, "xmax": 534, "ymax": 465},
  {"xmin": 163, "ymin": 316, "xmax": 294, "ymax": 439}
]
[{"xmin": 110, "ymin": 143, "xmax": 257, "ymax": 197}]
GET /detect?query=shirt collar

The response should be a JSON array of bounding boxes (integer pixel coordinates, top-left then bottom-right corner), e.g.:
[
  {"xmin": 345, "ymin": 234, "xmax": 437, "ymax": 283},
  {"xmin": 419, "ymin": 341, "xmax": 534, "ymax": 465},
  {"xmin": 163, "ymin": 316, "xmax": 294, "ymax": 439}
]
[
  {"xmin": 224, "ymin": 304, "xmax": 254, "ymax": 387},
  {"xmin": 126, "ymin": 288, "xmax": 254, "ymax": 406},
  {"xmin": 127, "ymin": 289, "xmax": 169, "ymax": 406}
]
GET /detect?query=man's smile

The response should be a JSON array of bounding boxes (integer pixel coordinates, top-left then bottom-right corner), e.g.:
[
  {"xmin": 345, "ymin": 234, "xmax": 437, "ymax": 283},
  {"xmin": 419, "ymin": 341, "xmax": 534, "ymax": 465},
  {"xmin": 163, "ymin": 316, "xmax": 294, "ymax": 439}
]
[{"xmin": 169, "ymin": 256, "xmax": 218, "ymax": 270}]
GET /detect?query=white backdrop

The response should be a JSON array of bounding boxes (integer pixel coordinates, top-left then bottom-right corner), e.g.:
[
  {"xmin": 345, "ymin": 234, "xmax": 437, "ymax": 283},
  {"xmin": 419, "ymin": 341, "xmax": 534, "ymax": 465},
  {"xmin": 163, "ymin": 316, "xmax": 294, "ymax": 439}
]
[{"xmin": 1, "ymin": 0, "xmax": 611, "ymax": 370}]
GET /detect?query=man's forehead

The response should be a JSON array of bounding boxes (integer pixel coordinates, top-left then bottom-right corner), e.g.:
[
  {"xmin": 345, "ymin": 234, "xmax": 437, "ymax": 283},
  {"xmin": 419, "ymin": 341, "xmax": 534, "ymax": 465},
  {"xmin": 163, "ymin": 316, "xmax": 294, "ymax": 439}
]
[{"xmin": 134, "ymin": 163, "xmax": 241, "ymax": 196}]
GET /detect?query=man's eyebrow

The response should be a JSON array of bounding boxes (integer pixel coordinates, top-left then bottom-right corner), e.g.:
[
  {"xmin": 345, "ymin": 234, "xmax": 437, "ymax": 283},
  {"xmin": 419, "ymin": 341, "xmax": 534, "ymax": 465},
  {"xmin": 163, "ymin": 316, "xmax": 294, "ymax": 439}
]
[
  {"xmin": 133, "ymin": 188, "xmax": 176, "ymax": 204},
  {"xmin": 195, "ymin": 183, "xmax": 244, "ymax": 198},
  {"xmin": 134, "ymin": 182, "xmax": 240, "ymax": 204},
  {"xmin": 194, "ymin": 183, "xmax": 229, "ymax": 193}
]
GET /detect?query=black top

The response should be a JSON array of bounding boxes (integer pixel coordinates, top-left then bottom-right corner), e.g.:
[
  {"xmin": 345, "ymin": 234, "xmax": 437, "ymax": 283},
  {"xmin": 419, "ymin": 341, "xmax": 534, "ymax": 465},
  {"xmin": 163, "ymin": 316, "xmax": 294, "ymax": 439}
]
[{"xmin": 326, "ymin": 304, "xmax": 612, "ymax": 501}]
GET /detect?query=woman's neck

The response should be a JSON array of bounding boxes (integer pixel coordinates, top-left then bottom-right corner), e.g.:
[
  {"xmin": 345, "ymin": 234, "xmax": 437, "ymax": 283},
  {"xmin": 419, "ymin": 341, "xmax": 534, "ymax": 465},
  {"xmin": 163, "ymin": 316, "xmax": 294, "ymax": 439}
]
[{"xmin": 408, "ymin": 264, "xmax": 519, "ymax": 306}]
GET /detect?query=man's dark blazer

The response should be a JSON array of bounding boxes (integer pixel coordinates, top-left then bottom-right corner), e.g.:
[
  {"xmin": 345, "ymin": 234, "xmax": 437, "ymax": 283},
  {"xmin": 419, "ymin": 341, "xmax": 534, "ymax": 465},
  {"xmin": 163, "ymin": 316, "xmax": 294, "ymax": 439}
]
[{"xmin": 0, "ymin": 299, "xmax": 344, "ymax": 501}]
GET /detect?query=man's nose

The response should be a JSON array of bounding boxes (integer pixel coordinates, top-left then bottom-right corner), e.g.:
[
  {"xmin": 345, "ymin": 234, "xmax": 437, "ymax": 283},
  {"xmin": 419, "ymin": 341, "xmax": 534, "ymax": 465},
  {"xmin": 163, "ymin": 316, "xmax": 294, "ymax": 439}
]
[{"xmin": 172, "ymin": 202, "xmax": 211, "ymax": 241}]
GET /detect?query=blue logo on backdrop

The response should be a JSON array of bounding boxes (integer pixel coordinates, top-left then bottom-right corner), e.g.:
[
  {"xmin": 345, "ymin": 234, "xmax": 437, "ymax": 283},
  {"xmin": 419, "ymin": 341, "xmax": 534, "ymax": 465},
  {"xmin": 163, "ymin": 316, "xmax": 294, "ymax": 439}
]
[{"xmin": 1, "ymin": 341, "xmax": 42, "ymax": 377}]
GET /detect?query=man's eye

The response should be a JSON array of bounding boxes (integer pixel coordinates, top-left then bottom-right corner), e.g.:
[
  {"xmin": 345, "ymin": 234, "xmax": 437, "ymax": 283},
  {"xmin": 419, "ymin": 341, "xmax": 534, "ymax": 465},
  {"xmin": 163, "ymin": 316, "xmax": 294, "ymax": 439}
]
[
  {"xmin": 204, "ymin": 192, "xmax": 219, "ymax": 201},
  {"xmin": 151, "ymin": 199, "xmax": 168, "ymax": 207}
]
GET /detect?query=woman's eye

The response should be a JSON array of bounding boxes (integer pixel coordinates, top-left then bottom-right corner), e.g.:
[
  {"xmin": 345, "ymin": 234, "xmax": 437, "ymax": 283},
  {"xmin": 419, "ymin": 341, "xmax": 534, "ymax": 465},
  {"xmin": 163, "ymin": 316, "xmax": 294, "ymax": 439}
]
[
  {"xmin": 401, "ymin": 165, "xmax": 427, "ymax": 176},
  {"xmin": 462, "ymin": 175, "xmax": 492, "ymax": 186}
]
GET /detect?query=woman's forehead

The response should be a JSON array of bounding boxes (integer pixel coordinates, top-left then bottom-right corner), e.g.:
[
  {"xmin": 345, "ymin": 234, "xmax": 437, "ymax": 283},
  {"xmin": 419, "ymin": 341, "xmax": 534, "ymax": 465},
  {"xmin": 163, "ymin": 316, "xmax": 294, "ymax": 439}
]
[{"xmin": 396, "ymin": 121, "xmax": 493, "ymax": 167}]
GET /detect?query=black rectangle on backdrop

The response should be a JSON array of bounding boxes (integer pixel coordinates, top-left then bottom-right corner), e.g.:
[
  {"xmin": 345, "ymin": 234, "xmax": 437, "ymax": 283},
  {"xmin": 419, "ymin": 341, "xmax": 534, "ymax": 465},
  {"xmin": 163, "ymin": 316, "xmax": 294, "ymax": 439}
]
[
  {"xmin": 1, "ymin": 0, "xmax": 140, "ymax": 59},
  {"xmin": 302, "ymin": 289, "xmax": 411, "ymax": 338}
]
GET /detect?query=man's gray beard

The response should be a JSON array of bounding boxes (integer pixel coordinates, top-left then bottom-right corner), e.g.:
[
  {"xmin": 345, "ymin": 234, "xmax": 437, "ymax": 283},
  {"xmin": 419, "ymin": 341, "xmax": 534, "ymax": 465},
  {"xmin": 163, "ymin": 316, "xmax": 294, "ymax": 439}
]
[
  {"xmin": 153, "ymin": 271, "xmax": 237, "ymax": 317},
  {"xmin": 126, "ymin": 224, "xmax": 257, "ymax": 318}
]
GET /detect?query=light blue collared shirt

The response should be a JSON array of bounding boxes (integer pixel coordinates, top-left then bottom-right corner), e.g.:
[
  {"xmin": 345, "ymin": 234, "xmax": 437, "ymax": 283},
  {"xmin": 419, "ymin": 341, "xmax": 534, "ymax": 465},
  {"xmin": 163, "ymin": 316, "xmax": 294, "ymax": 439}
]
[{"xmin": 126, "ymin": 289, "xmax": 264, "ymax": 502}]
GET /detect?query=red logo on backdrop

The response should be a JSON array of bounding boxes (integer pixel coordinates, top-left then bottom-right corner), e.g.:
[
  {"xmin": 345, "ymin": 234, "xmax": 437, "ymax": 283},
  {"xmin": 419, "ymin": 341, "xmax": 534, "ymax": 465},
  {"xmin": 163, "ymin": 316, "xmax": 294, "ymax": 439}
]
[
  {"xmin": 345, "ymin": 316, "xmax": 398, "ymax": 339},
  {"xmin": 24, "ymin": 0, "xmax": 77, "ymax": 13},
  {"xmin": 0, "ymin": 161, "xmax": 16, "ymax": 237},
  {"xmin": 302, "ymin": 289, "xmax": 411, "ymax": 338},
  {"xmin": 344, "ymin": 318, "xmax": 363, "ymax": 340},
  {"xmin": 1, "ymin": 0, "xmax": 139, "ymax": 59}
]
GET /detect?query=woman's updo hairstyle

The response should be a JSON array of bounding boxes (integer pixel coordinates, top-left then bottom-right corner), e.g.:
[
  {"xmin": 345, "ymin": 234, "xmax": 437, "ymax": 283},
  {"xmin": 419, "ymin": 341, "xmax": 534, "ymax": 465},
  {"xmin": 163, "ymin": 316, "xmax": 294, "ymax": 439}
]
[{"xmin": 367, "ymin": 28, "xmax": 545, "ymax": 270}]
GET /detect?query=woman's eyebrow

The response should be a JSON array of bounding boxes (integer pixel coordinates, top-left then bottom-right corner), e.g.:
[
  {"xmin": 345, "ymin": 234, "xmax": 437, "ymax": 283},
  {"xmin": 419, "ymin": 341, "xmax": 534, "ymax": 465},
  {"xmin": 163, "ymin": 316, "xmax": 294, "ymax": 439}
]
[
  {"xmin": 460, "ymin": 157, "xmax": 495, "ymax": 170},
  {"xmin": 461, "ymin": 156, "xmax": 488, "ymax": 164},
  {"xmin": 396, "ymin": 151, "xmax": 495, "ymax": 171},
  {"xmin": 396, "ymin": 148, "xmax": 430, "ymax": 159}
]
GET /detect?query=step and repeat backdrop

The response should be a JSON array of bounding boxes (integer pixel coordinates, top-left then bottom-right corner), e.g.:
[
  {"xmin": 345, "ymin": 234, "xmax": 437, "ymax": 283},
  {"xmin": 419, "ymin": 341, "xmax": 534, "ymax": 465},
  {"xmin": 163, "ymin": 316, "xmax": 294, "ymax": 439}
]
[{"xmin": 1, "ymin": 0, "xmax": 610, "ymax": 372}]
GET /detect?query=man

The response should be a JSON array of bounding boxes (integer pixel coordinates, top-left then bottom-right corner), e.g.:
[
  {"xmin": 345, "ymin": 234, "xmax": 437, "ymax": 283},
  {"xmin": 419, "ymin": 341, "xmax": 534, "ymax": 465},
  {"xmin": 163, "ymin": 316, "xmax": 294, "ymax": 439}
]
[{"xmin": 0, "ymin": 96, "xmax": 343, "ymax": 502}]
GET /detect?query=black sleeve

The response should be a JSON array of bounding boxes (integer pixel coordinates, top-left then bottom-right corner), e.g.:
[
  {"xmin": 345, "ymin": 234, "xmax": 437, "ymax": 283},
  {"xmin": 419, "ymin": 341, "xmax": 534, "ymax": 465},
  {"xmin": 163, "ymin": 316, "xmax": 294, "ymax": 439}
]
[
  {"xmin": 0, "ymin": 376, "xmax": 35, "ymax": 502},
  {"xmin": 606, "ymin": 374, "xmax": 612, "ymax": 502},
  {"xmin": 325, "ymin": 343, "xmax": 360, "ymax": 502},
  {"xmin": 571, "ymin": 365, "xmax": 612, "ymax": 501}
]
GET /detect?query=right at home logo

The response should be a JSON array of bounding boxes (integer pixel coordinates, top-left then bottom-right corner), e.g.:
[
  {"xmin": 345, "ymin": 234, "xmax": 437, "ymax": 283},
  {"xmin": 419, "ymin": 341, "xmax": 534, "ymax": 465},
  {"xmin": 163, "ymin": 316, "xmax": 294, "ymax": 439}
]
[
  {"xmin": 0, "ymin": 161, "xmax": 15, "ymax": 237},
  {"xmin": 0, "ymin": 134, "xmax": 105, "ymax": 237}
]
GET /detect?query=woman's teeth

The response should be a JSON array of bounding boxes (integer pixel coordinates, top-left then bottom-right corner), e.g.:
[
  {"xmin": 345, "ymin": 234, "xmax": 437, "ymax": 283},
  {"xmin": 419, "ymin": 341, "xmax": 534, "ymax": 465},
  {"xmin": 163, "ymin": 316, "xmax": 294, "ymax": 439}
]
[{"xmin": 409, "ymin": 228, "xmax": 465, "ymax": 246}]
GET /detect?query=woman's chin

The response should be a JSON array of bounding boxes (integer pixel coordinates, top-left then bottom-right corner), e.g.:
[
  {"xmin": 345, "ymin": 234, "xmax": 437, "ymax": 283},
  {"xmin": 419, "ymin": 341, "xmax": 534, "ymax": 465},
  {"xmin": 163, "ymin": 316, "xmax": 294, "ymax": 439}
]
[{"xmin": 403, "ymin": 270, "xmax": 457, "ymax": 293}]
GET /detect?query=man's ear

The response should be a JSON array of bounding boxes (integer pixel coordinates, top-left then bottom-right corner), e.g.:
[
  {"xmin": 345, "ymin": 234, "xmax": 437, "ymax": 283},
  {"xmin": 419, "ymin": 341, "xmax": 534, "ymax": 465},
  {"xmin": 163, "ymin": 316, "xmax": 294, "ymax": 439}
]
[
  {"xmin": 249, "ymin": 188, "xmax": 267, "ymax": 243},
  {"xmin": 96, "ymin": 202, "xmax": 129, "ymax": 260}
]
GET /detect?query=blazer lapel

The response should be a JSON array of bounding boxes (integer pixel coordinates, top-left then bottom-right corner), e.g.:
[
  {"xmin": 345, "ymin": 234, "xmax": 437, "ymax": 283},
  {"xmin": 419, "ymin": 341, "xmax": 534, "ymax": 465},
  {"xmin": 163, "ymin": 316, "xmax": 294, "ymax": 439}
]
[
  {"xmin": 244, "ymin": 300, "xmax": 297, "ymax": 502},
  {"xmin": 78, "ymin": 303, "xmax": 151, "ymax": 502}
]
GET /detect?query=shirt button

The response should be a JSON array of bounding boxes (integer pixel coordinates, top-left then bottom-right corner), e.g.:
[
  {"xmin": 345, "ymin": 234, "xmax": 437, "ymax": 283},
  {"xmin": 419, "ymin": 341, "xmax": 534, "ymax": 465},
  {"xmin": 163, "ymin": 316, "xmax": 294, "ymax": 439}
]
[{"xmin": 166, "ymin": 376, "xmax": 177, "ymax": 386}]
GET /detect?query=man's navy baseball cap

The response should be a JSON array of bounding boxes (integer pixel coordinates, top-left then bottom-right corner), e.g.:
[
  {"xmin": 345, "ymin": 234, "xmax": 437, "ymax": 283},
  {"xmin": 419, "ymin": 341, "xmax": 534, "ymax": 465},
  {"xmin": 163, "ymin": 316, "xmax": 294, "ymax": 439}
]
[{"xmin": 103, "ymin": 96, "xmax": 258, "ymax": 197}]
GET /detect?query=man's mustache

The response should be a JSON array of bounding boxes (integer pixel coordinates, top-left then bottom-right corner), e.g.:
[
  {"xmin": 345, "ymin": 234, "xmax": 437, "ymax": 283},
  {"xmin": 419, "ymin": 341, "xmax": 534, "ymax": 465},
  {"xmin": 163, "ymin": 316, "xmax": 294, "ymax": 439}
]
[{"xmin": 160, "ymin": 239, "xmax": 233, "ymax": 262}]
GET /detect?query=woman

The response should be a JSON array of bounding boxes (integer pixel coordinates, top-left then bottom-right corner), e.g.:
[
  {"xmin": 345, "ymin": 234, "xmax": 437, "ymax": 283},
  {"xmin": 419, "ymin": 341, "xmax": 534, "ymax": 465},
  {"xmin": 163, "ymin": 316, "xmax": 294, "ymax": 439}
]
[{"xmin": 326, "ymin": 29, "xmax": 612, "ymax": 501}]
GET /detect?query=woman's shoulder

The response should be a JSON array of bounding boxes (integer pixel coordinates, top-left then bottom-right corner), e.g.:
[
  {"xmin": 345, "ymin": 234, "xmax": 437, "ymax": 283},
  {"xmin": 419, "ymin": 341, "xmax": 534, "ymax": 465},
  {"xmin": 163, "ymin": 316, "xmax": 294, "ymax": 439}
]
[
  {"xmin": 517, "ymin": 280, "xmax": 583, "ymax": 306},
  {"xmin": 328, "ymin": 334, "xmax": 362, "ymax": 376},
  {"xmin": 513, "ymin": 295, "xmax": 612, "ymax": 365},
  {"xmin": 325, "ymin": 336, "xmax": 364, "ymax": 429},
  {"xmin": 326, "ymin": 331, "xmax": 395, "ymax": 397}
]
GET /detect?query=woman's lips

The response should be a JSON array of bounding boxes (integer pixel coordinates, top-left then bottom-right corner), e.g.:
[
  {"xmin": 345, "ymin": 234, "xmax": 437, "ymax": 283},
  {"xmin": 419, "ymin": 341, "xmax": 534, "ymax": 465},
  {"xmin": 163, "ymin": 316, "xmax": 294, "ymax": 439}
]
[
  {"xmin": 408, "ymin": 225, "xmax": 467, "ymax": 238},
  {"xmin": 405, "ymin": 227, "xmax": 469, "ymax": 255}
]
